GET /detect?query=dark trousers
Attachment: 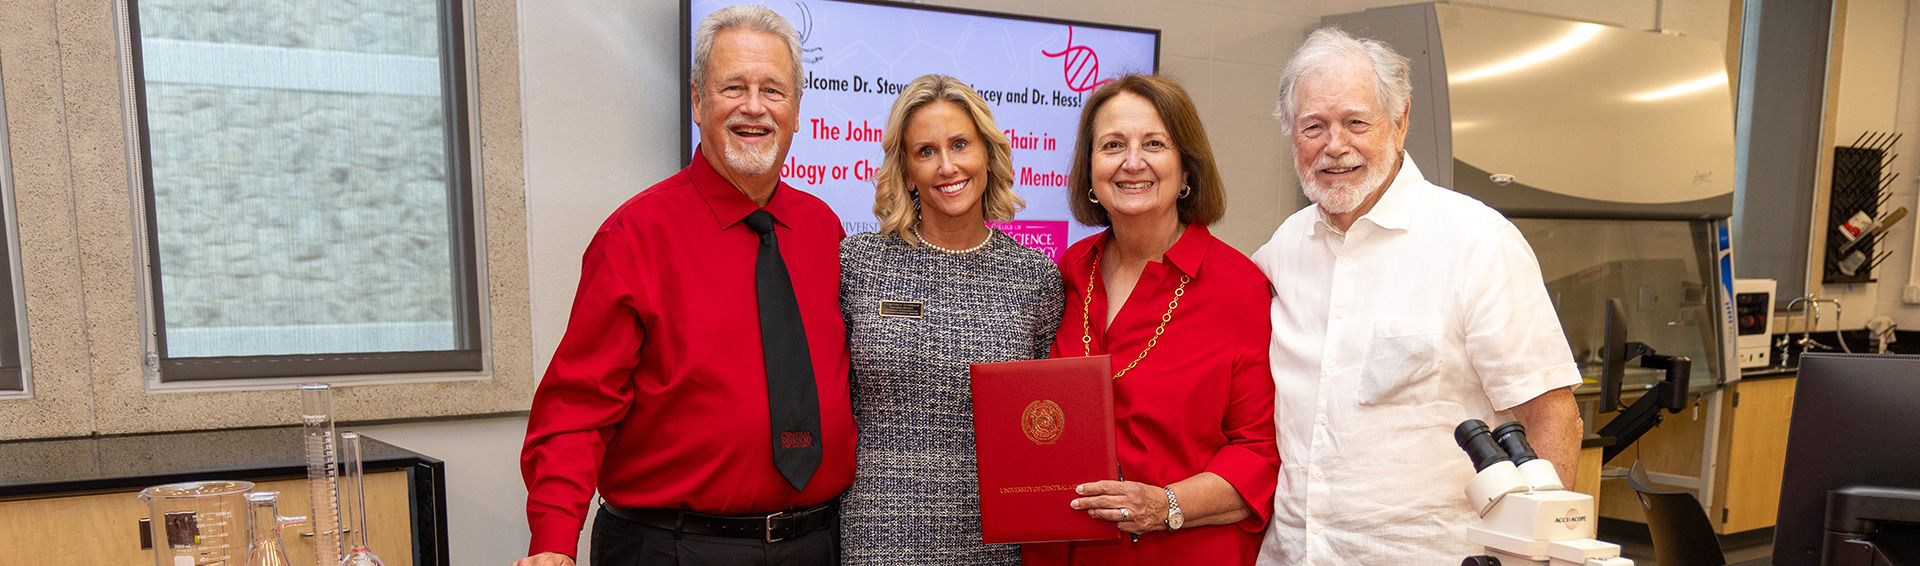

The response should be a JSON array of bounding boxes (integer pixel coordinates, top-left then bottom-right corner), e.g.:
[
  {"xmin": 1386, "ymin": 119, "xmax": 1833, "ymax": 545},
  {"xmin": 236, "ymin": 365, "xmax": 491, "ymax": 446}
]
[{"xmin": 589, "ymin": 506, "xmax": 839, "ymax": 566}]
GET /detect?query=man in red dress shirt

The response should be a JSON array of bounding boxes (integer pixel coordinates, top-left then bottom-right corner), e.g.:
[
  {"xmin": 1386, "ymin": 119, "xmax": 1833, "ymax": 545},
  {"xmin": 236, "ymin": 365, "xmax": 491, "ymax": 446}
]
[{"xmin": 514, "ymin": 6, "xmax": 853, "ymax": 566}]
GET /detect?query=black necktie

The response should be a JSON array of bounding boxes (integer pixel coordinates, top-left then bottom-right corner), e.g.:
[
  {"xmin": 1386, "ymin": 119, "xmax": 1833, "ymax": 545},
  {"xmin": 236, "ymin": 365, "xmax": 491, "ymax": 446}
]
[{"xmin": 744, "ymin": 209, "xmax": 822, "ymax": 492}]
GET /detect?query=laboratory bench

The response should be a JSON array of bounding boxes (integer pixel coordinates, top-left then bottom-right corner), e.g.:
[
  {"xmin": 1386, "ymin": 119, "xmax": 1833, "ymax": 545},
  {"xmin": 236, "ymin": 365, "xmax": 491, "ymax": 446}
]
[
  {"xmin": 1580, "ymin": 365, "xmax": 1800, "ymax": 536},
  {"xmin": 0, "ymin": 427, "xmax": 449, "ymax": 566}
]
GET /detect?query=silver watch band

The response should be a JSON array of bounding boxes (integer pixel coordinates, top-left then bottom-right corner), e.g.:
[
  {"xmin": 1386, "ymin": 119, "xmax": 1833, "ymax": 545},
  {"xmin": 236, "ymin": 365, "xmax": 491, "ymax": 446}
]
[{"xmin": 1164, "ymin": 486, "xmax": 1183, "ymax": 530}]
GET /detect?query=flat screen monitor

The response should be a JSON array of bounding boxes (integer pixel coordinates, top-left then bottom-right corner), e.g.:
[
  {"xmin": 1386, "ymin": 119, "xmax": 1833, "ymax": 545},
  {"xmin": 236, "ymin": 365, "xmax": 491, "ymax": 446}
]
[
  {"xmin": 1599, "ymin": 297, "xmax": 1627, "ymax": 413},
  {"xmin": 683, "ymin": 0, "xmax": 1159, "ymax": 258},
  {"xmin": 1773, "ymin": 353, "xmax": 1920, "ymax": 565}
]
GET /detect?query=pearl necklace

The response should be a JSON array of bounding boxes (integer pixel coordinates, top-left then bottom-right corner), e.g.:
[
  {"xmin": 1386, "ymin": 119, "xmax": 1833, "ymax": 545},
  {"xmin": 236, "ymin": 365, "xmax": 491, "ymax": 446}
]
[{"xmin": 912, "ymin": 226, "xmax": 991, "ymax": 254}]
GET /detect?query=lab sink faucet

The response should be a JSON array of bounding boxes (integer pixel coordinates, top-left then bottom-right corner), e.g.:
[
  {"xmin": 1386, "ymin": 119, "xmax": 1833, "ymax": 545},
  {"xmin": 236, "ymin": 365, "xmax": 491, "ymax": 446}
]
[{"xmin": 1785, "ymin": 294, "xmax": 1848, "ymax": 363}]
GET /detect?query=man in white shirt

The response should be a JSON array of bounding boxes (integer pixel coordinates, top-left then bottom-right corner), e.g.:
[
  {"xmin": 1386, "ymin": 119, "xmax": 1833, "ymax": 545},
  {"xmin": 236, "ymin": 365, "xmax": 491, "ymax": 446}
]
[{"xmin": 1251, "ymin": 28, "xmax": 1586, "ymax": 564}]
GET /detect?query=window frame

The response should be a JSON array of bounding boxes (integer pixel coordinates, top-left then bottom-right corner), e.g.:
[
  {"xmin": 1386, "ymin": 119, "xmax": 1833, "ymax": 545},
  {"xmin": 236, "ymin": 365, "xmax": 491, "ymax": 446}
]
[
  {"xmin": 0, "ymin": 60, "xmax": 30, "ymax": 398},
  {"xmin": 120, "ymin": 0, "xmax": 487, "ymax": 384}
]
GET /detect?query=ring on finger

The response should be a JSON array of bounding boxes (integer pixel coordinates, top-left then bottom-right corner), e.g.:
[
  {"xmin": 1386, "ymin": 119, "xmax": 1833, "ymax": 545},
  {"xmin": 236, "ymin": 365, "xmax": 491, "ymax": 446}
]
[{"xmin": 1121, "ymin": 507, "xmax": 1131, "ymax": 521}]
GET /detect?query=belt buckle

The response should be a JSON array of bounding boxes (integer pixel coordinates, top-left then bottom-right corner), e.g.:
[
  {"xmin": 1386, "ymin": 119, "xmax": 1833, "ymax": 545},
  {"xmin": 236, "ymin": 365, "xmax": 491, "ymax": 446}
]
[{"xmin": 764, "ymin": 510, "xmax": 792, "ymax": 544}]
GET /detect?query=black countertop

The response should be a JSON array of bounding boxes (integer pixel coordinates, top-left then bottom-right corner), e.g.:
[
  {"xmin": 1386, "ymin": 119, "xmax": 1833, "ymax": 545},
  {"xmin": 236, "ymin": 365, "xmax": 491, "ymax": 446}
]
[
  {"xmin": 0, "ymin": 426, "xmax": 440, "ymax": 499},
  {"xmin": 1739, "ymin": 366, "xmax": 1798, "ymax": 380}
]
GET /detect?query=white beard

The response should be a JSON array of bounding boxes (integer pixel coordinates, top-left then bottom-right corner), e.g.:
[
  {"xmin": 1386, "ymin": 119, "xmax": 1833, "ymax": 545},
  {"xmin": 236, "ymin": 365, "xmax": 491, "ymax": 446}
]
[
  {"xmin": 722, "ymin": 117, "xmax": 781, "ymax": 176},
  {"xmin": 1297, "ymin": 151, "xmax": 1392, "ymax": 215}
]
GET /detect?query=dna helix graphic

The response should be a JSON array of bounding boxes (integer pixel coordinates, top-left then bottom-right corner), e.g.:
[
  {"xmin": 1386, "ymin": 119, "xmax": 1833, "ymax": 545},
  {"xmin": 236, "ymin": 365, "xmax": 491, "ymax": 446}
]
[{"xmin": 1042, "ymin": 26, "xmax": 1114, "ymax": 93}]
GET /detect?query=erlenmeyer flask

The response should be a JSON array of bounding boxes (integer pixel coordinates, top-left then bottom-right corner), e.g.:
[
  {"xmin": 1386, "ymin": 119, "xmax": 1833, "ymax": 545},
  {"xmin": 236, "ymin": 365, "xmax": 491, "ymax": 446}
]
[{"xmin": 243, "ymin": 491, "xmax": 305, "ymax": 566}]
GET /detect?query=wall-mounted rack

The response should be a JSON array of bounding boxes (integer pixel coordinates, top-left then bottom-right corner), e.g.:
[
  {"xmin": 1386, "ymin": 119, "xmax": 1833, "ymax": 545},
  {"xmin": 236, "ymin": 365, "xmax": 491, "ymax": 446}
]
[{"xmin": 1824, "ymin": 131, "xmax": 1903, "ymax": 284}]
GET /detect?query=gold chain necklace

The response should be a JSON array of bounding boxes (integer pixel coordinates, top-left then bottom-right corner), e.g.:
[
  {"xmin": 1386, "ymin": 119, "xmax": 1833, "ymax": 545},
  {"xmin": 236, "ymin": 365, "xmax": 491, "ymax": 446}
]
[{"xmin": 1081, "ymin": 250, "xmax": 1191, "ymax": 379}]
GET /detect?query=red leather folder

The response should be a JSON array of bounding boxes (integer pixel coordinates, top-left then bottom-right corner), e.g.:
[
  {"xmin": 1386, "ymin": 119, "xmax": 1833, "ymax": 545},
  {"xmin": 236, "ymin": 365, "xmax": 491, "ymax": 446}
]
[{"xmin": 968, "ymin": 356, "xmax": 1121, "ymax": 544}]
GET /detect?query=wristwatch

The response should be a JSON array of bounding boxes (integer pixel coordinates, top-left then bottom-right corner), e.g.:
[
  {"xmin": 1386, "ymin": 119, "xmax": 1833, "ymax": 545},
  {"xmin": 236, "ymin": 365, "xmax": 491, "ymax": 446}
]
[{"xmin": 1164, "ymin": 486, "xmax": 1184, "ymax": 530}]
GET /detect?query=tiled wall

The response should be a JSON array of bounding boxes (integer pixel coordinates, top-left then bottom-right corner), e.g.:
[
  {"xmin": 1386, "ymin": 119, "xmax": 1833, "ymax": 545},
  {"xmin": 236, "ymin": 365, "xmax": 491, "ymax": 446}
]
[{"xmin": 1842, "ymin": 0, "xmax": 1920, "ymax": 332}]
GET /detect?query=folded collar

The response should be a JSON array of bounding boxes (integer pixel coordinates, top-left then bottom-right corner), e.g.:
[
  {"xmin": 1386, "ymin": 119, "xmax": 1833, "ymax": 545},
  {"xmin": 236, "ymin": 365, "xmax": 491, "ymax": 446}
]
[
  {"xmin": 691, "ymin": 147, "xmax": 795, "ymax": 230},
  {"xmin": 1071, "ymin": 222, "xmax": 1210, "ymax": 278}
]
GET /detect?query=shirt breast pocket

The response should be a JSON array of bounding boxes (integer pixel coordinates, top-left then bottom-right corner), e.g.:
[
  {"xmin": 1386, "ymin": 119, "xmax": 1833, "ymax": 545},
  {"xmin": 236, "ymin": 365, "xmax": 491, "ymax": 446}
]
[{"xmin": 1358, "ymin": 317, "xmax": 1446, "ymax": 406}]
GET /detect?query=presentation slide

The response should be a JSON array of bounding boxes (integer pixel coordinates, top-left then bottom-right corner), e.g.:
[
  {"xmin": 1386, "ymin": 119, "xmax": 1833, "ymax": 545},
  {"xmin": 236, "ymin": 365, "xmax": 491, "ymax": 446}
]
[{"xmin": 686, "ymin": 0, "xmax": 1160, "ymax": 259}]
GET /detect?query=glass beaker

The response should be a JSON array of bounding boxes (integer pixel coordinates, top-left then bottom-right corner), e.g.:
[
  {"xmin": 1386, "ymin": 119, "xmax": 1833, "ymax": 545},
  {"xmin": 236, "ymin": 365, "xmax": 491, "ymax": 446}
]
[{"xmin": 138, "ymin": 480, "xmax": 255, "ymax": 566}]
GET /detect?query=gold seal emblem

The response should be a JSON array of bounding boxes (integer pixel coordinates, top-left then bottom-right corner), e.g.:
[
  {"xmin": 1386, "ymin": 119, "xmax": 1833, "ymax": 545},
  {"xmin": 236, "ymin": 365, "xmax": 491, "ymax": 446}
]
[{"xmin": 1021, "ymin": 400, "xmax": 1065, "ymax": 445}]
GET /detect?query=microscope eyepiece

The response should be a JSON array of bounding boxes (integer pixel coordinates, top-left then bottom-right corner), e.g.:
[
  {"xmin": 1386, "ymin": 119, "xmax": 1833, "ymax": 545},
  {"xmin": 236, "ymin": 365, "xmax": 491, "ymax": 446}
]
[
  {"xmin": 1454, "ymin": 419, "xmax": 1511, "ymax": 472},
  {"xmin": 1492, "ymin": 421, "xmax": 1539, "ymax": 466}
]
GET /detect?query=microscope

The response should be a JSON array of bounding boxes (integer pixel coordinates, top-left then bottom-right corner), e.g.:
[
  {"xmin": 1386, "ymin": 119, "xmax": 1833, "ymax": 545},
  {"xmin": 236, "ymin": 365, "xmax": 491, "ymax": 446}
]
[{"xmin": 1457, "ymin": 419, "xmax": 1634, "ymax": 566}]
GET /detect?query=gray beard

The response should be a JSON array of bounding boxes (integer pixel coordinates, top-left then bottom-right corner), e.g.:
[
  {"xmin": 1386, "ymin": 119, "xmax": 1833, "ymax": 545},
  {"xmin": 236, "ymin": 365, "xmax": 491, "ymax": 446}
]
[
  {"xmin": 1298, "ymin": 156, "xmax": 1391, "ymax": 215},
  {"xmin": 724, "ymin": 140, "xmax": 779, "ymax": 177}
]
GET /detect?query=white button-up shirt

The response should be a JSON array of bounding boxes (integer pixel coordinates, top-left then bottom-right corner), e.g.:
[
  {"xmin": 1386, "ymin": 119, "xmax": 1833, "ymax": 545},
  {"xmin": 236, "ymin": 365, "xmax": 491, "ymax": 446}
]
[{"xmin": 1251, "ymin": 154, "xmax": 1581, "ymax": 565}]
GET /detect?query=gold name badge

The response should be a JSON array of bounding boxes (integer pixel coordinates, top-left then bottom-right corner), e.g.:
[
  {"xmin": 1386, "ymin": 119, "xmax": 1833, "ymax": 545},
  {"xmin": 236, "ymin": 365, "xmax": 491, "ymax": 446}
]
[{"xmin": 878, "ymin": 300, "xmax": 924, "ymax": 318}]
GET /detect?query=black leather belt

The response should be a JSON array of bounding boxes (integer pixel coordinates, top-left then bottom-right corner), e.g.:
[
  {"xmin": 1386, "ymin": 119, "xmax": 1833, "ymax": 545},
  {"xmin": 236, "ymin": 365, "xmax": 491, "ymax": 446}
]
[{"xmin": 601, "ymin": 500, "xmax": 837, "ymax": 543}]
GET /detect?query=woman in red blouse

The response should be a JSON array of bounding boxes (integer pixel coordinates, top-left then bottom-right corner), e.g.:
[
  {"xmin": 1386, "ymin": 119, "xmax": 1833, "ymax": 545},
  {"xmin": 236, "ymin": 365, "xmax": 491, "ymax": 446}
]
[{"xmin": 1023, "ymin": 74, "xmax": 1280, "ymax": 565}]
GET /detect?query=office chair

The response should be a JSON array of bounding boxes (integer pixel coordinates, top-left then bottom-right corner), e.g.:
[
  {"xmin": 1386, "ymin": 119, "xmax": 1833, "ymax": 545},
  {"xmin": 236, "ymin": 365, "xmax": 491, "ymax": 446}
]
[{"xmin": 1627, "ymin": 461, "xmax": 1728, "ymax": 566}]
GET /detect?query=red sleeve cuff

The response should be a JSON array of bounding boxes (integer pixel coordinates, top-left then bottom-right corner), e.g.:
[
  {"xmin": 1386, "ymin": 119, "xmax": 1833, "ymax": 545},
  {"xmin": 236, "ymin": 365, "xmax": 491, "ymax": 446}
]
[
  {"xmin": 528, "ymin": 513, "xmax": 585, "ymax": 560},
  {"xmin": 1234, "ymin": 511, "xmax": 1268, "ymax": 532},
  {"xmin": 1204, "ymin": 444, "xmax": 1279, "ymax": 529}
]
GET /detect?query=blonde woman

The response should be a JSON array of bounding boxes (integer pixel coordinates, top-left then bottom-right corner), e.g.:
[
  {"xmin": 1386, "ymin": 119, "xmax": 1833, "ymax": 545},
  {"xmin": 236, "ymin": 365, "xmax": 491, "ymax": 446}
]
[{"xmin": 838, "ymin": 74, "xmax": 1063, "ymax": 565}]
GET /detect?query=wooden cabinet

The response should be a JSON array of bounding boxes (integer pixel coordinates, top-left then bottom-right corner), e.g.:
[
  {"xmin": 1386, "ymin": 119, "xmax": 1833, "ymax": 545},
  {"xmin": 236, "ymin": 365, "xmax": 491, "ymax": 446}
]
[
  {"xmin": 1594, "ymin": 387, "xmax": 1715, "ymax": 525},
  {"xmin": 0, "ymin": 428, "xmax": 447, "ymax": 566},
  {"xmin": 1594, "ymin": 375, "xmax": 1797, "ymax": 534},
  {"xmin": 1575, "ymin": 445, "xmax": 1604, "ymax": 499},
  {"xmin": 0, "ymin": 471, "xmax": 415, "ymax": 566},
  {"xmin": 1715, "ymin": 376, "xmax": 1797, "ymax": 532}
]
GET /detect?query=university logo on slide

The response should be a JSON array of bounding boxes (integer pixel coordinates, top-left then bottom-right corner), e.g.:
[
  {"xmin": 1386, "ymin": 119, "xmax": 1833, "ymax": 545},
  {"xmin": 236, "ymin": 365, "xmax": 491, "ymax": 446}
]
[
  {"xmin": 785, "ymin": 1, "xmax": 825, "ymax": 63},
  {"xmin": 990, "ymin": 221, "xmax": 1067, "ymax": 262}
]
